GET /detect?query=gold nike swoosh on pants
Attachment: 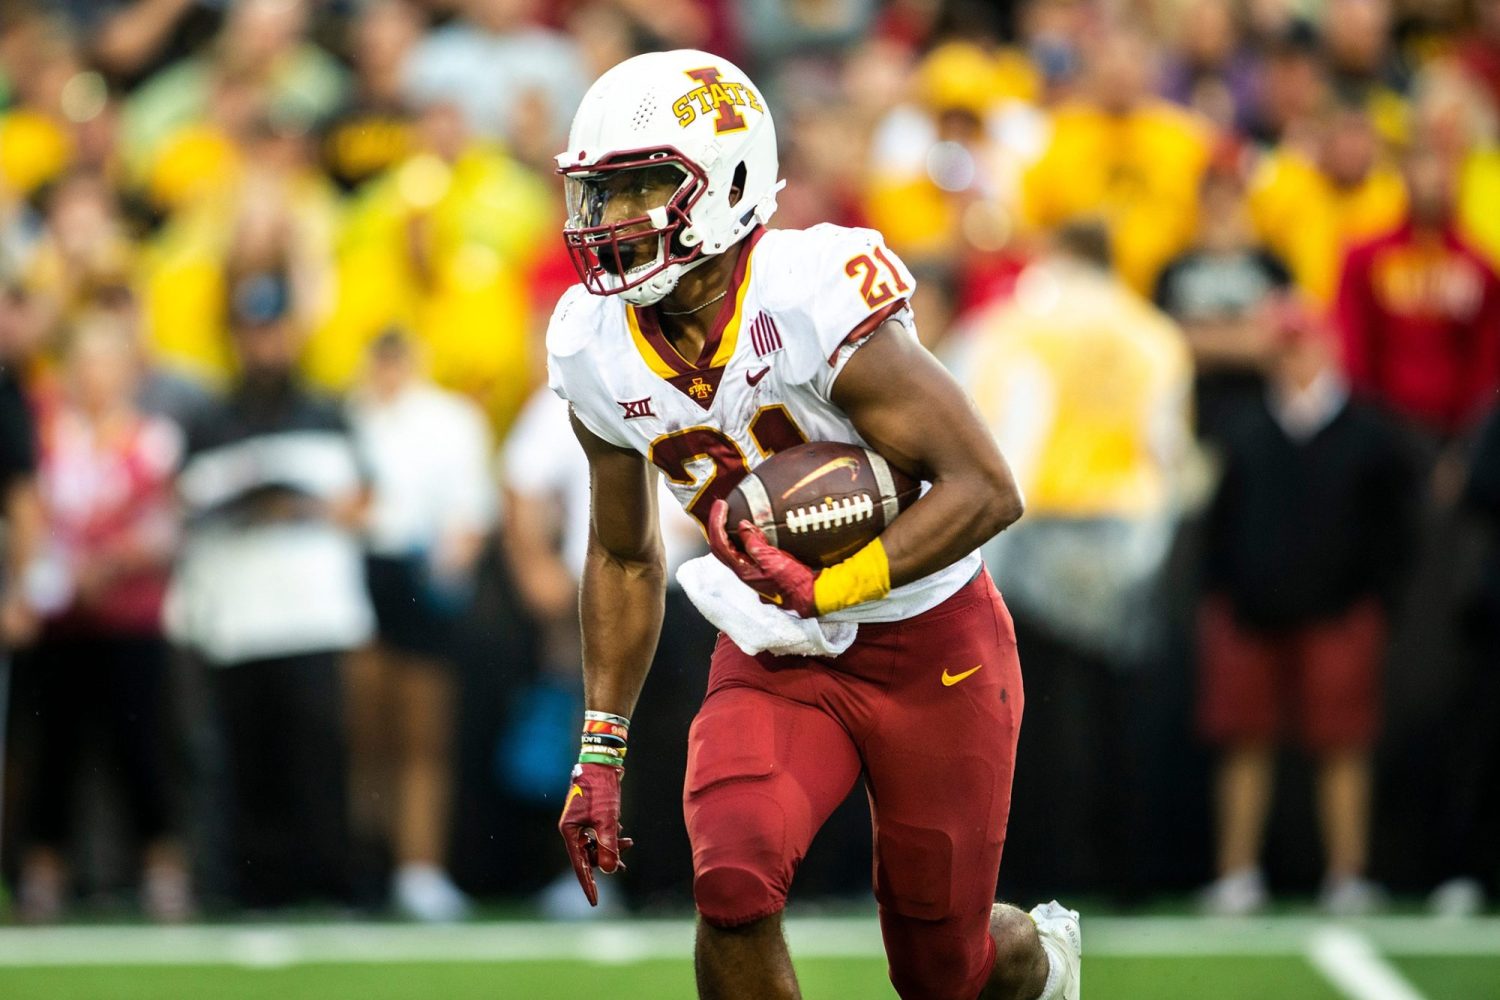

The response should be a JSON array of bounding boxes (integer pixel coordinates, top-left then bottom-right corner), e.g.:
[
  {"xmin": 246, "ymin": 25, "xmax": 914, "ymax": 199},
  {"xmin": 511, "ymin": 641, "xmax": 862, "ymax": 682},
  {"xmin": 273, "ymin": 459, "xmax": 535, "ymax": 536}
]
[{"xmin": 941, "ymin": 664, "xmax": 983, "ymax": 686}]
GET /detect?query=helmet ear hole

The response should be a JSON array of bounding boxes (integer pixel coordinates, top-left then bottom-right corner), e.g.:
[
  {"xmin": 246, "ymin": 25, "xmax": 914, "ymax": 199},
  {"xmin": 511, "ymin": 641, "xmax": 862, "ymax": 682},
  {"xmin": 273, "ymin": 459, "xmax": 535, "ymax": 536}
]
[{"xmin": 730, "ymin": 162, "xmax": 748, "ymax": 206}]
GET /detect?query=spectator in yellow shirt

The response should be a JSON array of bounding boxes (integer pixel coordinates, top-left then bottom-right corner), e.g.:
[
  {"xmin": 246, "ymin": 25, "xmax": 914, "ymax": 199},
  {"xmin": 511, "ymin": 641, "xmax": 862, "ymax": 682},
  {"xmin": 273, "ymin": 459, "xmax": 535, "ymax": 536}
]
[
  {"xmin": 952, "ymin": 220, "xmax": 1195, "ymax": 895},
  {"xmin": 1021, "ymin": 28, "xmax": 1213, "ymax": 294},
  {"xmin": 1248, "ymin": 100, "xmax": 1407, "ymax": 304},
  {"xmin": 308, "ymin": 99, "xmax": 550, "ymax": 434},
  {"xmin": 864, "ymin": 40, "xmax": 1044, "ymax": 267},
  {"xmin": 137, "ymin": 116, "xmax": 338, "ymax": 386},
  {"xmin": 319, "ymin": 0, "xmax": 424, "ymax": 195},
  {"xmin": 959, "ymin": 221, "xmax": 1194, "ymax": 529}
]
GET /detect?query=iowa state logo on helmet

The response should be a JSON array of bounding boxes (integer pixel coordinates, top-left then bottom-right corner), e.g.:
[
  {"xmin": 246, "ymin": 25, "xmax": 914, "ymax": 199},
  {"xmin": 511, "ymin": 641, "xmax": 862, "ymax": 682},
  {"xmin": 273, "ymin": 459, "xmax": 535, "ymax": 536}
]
[{"xmin": 672, "ymin": 67, "xmax": 764, "ymax": 133}]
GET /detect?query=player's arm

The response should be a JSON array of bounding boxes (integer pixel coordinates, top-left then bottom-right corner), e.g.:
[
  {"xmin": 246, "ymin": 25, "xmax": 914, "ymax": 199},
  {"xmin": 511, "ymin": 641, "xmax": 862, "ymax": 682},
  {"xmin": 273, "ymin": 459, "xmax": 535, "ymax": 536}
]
[
  {"xmin": 709, "ymin": 320, "xmax": 1022, "ymax": 617},
  {"xmin": 828, "ymin": 320, "xmax": 1023, "ymax": 588},
  {"xmin": 574, "ymin": 410, "xmax": 666, "ymax": 716},
  {"xmin": 558, "ymin": 409, "xmax": 665, "ymax": 906}
]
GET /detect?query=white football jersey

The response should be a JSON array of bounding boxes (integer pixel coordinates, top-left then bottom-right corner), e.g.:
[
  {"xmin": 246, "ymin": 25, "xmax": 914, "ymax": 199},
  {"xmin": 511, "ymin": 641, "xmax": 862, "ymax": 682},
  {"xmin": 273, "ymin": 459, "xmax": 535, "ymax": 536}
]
[{"xmin": 547, "ymin": 223, "xmax": 981, "ymax": 624}]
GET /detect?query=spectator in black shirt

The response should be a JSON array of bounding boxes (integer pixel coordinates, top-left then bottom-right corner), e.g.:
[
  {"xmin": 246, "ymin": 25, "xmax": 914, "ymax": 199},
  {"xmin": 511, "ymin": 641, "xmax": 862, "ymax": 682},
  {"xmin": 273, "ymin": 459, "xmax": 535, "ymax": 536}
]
[
  {"xmin": 1196, "ymin": 319, "xmax": 1417, "ymax": 916},
  {"xmin": 1155, "ymin": 150, "xmax": 1293, "ymax": 443},
  {"xmin": 319, "ymin": 1, "xmax": 423, "ymax": 194},
  {"xmin": 170, "ymin": 270, "xmax": 371, "ymax": 908}
]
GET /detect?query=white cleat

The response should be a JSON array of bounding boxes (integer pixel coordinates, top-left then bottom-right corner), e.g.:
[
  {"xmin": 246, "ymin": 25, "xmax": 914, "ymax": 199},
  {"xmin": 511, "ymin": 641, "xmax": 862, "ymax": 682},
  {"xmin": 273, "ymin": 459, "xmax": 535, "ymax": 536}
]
[
  {"xmin": 535, "ymin": 869, "xmax": 625, "ymax": 921},
  {"xmin": 1429, "ymin": 877, "xmax": 1486, "ymax": 919},
  {"xmin": 1198, "ymin": 868, "xmax": 1269, "ymax": 917},
  {"xmin": 1319, "ymin": 875, "xmax": 1388, "ymax": 917},
  {"xmin": 1030, "ymin": 900, "xmax": 1081, "ymax": 1000},
  {"xmin": 393, "ymin": 863, "xmax": 473, "ymax": 923}
]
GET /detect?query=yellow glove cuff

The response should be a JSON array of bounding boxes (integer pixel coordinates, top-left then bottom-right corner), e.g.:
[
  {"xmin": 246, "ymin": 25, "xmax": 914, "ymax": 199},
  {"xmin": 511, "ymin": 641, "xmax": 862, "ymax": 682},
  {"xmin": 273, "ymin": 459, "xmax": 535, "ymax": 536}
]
[{"xmin": 813, "ymin": 538, "xmax": 892, "ymax": 615}]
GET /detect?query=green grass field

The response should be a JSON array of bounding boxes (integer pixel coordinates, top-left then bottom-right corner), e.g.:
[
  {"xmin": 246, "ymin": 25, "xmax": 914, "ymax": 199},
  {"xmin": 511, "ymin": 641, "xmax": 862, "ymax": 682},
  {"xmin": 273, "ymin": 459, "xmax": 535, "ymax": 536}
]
[{"xmin": 0, "ymin": 916, "xmax": 1495, "ymax": 999}]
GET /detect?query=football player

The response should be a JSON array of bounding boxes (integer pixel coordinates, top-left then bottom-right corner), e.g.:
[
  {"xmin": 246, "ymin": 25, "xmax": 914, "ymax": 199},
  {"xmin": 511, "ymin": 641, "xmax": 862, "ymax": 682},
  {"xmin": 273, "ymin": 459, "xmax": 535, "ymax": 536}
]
[{"xmin": 551, "ymin": 50, "xmax": 1081, "ymax": 1000}]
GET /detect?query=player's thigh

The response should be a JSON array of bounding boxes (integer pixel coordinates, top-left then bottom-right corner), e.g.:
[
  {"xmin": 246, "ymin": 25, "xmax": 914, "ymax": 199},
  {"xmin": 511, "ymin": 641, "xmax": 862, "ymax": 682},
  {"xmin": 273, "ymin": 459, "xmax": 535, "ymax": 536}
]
[
  {"xmin": 864, "ymin": 577, "xmax": 1023, "ymax": 997},
  {"xmin": 683, "ymin": 682, "xmax": 862, "ymax": 924}
]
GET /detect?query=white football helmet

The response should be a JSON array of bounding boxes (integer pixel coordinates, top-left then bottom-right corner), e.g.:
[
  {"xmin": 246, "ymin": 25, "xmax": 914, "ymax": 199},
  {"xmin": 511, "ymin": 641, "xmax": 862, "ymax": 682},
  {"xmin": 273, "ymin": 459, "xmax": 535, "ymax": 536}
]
[{"xmin": 557, "ymin": 49, "xmax": 784, "ymax": 306}]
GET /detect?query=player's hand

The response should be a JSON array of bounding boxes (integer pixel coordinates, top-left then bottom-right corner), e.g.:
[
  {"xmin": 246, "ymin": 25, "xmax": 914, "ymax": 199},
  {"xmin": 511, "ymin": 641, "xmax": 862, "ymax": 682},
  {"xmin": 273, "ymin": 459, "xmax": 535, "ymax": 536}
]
[
  {"xmin": 708, "ymin": 498, "xmax": 819, "ymax": 617},
  {"xmin": 558, "ymin": 762, "xmax": 632, "ymax": 906}
]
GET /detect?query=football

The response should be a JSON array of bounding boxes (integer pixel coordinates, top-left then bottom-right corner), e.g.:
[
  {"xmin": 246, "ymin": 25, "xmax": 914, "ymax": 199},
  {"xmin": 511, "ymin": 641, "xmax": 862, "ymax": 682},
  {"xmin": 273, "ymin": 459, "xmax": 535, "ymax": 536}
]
[{"xmin": 724, "ymin": 441, "xmax": 921, "ymax": 567}]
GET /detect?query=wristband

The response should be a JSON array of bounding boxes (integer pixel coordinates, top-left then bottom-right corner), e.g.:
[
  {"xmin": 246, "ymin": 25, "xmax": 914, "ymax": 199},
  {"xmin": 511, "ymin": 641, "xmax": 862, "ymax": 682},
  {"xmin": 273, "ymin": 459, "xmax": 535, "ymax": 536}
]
[
  {"xmin": 578, "ymin": 710, "xmax": 630, "ymax": 768},
  {"xmin": 812, "ymin": 537, "xmax": 892, "ymax": 615}
]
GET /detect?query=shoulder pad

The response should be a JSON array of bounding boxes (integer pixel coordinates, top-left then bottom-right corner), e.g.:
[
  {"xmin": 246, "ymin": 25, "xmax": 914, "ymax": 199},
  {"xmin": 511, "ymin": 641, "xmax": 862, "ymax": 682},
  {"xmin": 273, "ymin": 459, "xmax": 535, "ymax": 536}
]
[
  {"xmin": 754, "ymin": 224, "xmax": 892, "ymax": 312},
  {"xmin": 544, "ymin": 284, "xmax": 611, "ymax": 359}
]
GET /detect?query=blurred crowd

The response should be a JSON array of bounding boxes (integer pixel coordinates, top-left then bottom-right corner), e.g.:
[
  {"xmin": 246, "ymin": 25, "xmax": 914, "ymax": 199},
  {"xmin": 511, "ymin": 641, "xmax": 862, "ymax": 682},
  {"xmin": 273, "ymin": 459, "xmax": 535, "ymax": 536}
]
[{"xmin": 0, "ymin": 0, "xmax": 1497, "ymax": 923}]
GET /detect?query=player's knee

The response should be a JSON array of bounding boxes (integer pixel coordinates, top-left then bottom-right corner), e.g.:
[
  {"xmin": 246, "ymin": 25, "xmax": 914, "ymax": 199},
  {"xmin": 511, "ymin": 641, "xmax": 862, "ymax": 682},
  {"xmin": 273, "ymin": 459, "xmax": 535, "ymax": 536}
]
[
  {"xmin": 694, "ymin": 863, "xmax": 783, "ymax": 927},
  {"xmin": 689, "ymin": 790, "xmax": 790, "ymax": 927}
]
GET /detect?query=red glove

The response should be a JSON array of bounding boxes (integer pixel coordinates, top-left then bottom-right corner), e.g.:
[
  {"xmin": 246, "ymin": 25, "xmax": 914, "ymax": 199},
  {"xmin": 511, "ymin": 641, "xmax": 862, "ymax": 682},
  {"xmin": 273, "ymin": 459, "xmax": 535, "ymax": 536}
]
[
  {"xmin": 707, "ymin": 498, "xmax": 820, "ymax": 618},
  {"xmin": 558, "ymin": 762, "xmax": 632, "ymax": 906}
]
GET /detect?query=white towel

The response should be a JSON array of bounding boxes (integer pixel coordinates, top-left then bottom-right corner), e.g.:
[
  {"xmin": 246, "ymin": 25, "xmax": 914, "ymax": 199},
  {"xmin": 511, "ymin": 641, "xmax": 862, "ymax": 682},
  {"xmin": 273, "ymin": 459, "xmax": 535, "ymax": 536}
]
[{"xmin": 675, "ymin": 555, "xmax": 858, "ymax": 658}]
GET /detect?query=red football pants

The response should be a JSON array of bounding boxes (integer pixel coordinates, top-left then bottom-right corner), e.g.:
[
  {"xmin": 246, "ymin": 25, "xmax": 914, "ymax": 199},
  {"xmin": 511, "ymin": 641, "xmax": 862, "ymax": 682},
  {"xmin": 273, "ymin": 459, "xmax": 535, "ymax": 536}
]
[{"xmin": 683, "ymin": 571, "xmax": 1024, "ymax": 1000}]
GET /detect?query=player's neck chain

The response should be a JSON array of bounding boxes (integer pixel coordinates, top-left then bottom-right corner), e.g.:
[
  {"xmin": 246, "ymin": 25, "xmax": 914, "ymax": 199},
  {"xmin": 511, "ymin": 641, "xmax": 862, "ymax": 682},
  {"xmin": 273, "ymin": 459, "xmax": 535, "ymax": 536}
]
[{"xmin": 659, "ymin": 289, "xmax": 728, "ymax": 316}]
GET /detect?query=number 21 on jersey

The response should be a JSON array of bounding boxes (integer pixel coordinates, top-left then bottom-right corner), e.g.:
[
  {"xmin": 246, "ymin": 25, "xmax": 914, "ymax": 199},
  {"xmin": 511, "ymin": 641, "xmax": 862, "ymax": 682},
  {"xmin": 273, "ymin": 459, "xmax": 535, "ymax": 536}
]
[
  {"xmin": 845, "ymin": 246, "xmax": 909, "ymax": 309},
  {"xmin": 648, "ymin": 405, "xmax": 806, "ymax": 529}
]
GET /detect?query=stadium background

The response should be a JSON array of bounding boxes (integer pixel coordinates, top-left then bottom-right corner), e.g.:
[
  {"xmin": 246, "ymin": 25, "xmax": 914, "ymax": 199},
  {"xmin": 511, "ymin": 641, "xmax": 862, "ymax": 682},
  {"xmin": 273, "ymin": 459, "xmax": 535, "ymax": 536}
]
[{"xmin": 0, "ymin": 0, "xmax": 1498, "ymax": 997}]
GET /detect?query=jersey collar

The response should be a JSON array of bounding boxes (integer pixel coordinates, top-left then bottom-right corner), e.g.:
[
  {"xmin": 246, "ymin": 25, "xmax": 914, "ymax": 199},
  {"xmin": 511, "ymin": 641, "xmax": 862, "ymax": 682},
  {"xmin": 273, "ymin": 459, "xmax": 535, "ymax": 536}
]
[{"xmin": 626, "ymin": 227, "xmax": 764, "ymax": 396}]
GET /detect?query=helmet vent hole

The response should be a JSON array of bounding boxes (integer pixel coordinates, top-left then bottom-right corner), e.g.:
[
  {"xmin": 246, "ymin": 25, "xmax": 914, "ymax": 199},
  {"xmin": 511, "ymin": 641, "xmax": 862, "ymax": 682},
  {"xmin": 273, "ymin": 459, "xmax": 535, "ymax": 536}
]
[{"xmin": 632, "ymin": 92, "xmax": 657, "ymax": 130}]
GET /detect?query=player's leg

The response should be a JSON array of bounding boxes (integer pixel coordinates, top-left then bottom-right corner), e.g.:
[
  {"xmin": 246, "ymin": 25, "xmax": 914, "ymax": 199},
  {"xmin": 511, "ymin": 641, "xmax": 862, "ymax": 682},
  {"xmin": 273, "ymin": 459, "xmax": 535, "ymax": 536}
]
[
  {"xmin": 686, "ymin": 641, "xmax": 864, "ymax": 1000},
  {"xmin": 862, "ymin": 574, "xmax": 1066, "ymax": 1000},
  {"xmin": 977, "ymin": 904, "xmax": 1049, "ymax": 1000},
  {"xmin": 695, "ymin": 912, "xmax": 801, "ymax": 1000}
]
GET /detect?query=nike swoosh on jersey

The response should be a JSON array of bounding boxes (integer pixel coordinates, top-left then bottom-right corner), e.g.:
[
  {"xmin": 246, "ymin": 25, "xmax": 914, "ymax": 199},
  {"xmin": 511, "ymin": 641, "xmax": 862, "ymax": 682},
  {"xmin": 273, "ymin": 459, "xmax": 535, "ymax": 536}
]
[
  {"xmin": 941, "ymin": 664, "xmax": 983, "ymax": 686},
  {"xmin": 567, "ymin": 784, "xmax": 584, "ymax": 806},
  {"xmin": 746, "ymin": 366, "xmax": 771, "ymax": 386}
]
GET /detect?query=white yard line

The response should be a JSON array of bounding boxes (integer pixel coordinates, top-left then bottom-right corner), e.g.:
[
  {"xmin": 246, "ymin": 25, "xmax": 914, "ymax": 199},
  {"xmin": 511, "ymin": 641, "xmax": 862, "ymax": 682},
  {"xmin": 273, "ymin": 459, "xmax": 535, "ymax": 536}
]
[
  {"xmin": 0, "ymin": 916, "xmax": 1492, "ymax": 969},
  {"xmin": 1306, "ymin": 926, "xmax": 1430, "ymax": 1000}
]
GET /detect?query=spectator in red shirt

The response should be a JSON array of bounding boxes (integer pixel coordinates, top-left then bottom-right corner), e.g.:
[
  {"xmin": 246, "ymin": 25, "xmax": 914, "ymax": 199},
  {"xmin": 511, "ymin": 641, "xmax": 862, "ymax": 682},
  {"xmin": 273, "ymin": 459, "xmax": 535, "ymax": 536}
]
[
  {"xmin": 15, "ymin": 311, "xmax": 189, "ymax": 923},
  {"xmin": 1334, "ymin": 147, "xmax": 1500, "ymax": 441}
]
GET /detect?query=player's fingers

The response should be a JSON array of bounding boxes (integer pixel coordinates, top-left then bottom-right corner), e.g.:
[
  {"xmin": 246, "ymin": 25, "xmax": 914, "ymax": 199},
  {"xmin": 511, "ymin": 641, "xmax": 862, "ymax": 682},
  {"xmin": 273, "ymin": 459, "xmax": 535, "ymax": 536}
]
[
  {"xmin": 706, "ymin": 499, "xmax": 742, "ymax": 567},
  {"xmin": 582, "ymin": 826, "xmax": 631, "ymax": 876},
  {"xmin": 736, "ymin": 519, "xmax": 774, "ymax": 562},
  {"xmin": 564, "ymin": 830, "xmax": 599, "ymax": 906},
  {"xmin": 593, "ymin": 818, "xmax": 617, "ymax": 859}
]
